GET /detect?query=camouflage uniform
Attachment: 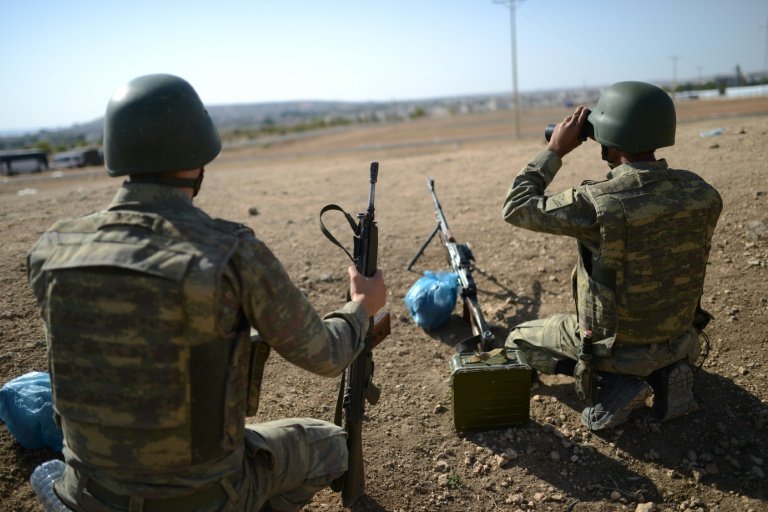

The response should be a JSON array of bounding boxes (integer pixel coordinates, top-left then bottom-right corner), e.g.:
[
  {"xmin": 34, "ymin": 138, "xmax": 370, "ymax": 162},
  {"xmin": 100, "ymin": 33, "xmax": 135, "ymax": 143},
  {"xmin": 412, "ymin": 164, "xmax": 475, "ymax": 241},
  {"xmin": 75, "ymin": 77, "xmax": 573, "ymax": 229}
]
[
  {"xmin": 503, "ymin": 149, "xmax": 722, "ymax": 377},
  {"xmin": 28, "ymin": 182, "xmax": 369, "ymax": 512}
]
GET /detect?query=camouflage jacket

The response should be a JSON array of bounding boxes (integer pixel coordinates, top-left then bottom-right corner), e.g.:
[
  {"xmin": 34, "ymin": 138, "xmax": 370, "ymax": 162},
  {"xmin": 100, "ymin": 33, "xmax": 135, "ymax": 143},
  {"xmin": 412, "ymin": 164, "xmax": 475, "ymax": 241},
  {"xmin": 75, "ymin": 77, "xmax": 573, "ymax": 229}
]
[
  {"xmin": 27, "ymin": 182, "xmax": 369, "ymax": 503},
  {"xmin": 503, "ymin": 149, "xmax": 722, "ymax": 346}
]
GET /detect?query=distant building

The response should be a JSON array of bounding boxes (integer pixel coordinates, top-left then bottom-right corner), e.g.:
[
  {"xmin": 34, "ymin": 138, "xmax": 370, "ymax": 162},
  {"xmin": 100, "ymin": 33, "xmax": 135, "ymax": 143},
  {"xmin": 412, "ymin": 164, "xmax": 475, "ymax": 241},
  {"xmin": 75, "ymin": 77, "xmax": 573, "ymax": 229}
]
[
  {"xmin": 0, "ymin": 149, "xmax": 48, "ymax": 176},
  {"xmin": 725, "ymin": 84, "xmax": 768, "ymax": 98},
  {"xmin": 51, "ymin": 147, "xmax": 103, "ymax": 169}
]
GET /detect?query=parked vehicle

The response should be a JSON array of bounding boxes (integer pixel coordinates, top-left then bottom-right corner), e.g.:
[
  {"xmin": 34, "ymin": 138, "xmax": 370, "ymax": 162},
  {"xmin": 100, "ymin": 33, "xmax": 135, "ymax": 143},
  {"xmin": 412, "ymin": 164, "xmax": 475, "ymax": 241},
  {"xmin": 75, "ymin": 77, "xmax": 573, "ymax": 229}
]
[
  {"xmin": 50, "ymin": 148, "xmax": 103, "ymax": 169},
  {"xmin": 0, "ymin": 150, "xmax": 48, "ymax": 176}
]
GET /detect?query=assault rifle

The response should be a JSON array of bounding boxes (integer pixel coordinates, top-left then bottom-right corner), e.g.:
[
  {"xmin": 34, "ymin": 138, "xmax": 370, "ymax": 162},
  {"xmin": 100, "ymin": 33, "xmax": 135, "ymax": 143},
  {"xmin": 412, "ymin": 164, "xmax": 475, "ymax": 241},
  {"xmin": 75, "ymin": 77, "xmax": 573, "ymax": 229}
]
[
  {"xmin": 319, "ymin": 162, "xmax": 391, "ymax": 507},
  {"xmin": 407, "ymin": 177, "xmax": 495, "ymax": 354}
]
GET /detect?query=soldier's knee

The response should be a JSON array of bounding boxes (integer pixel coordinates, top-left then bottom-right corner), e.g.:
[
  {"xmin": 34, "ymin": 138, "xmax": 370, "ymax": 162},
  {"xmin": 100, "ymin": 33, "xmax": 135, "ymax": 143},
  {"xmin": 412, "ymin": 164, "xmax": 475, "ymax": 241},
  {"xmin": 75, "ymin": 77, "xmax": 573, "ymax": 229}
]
[
  {"xmin": 505, "ymin": 331, "xmax": 526, "ymax": 349},
  {"xmin": 302, "ymin": 421, "xmax": 348, "ymax": 482}
]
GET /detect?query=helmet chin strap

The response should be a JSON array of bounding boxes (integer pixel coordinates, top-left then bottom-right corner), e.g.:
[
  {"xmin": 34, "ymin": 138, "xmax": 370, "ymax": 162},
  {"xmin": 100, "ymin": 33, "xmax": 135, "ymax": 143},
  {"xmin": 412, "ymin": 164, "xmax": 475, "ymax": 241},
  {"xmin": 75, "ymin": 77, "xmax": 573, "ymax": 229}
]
[
  {"xmin": 129, "ymin": 168, "xmax": 205, "ymax": 197},
  {"xmin": 601, "ymin": 146, "xmax": 620, "ymax": 169},
  {"xmin": 192, "ymin": 168, "xmax": 204, "ymax": 197}
]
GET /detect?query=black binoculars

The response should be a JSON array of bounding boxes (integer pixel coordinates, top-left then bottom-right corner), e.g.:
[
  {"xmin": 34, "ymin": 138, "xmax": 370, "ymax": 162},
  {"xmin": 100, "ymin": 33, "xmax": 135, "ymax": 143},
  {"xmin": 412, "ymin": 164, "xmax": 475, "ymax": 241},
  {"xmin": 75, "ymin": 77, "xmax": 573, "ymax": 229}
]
[{"xmin": 544, "ymin": 109, "xmax": 594, "ymax": 142}]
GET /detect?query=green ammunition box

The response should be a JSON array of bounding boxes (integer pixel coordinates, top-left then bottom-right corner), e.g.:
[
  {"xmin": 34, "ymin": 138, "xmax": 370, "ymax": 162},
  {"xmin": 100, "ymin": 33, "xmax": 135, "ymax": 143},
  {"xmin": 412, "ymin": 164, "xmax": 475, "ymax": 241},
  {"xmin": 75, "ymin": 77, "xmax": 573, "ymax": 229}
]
[{"xmin": 449, "ymin": 348, "xmax": 531, "ymax": 432}]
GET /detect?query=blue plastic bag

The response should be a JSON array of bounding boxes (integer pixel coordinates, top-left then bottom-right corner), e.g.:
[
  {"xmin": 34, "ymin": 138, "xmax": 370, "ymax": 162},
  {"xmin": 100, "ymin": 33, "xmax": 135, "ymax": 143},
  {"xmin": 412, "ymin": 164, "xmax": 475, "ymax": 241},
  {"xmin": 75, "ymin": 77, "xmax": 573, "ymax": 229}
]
[
  {"xmin": 0, "ymin": 372, "xmax": 63, "ymax": 452},
  {"xmin": 404, "ymin": 271, "xmax": 459, "ymax": 330}
]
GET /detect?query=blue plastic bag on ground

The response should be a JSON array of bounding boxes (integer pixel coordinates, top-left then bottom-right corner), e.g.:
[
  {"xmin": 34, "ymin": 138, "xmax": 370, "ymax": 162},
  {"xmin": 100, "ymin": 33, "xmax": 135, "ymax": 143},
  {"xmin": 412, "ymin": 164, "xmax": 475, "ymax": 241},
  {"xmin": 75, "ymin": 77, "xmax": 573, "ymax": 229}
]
[
  {"xmin": 0, "ymin": 371, "xmax": 63, "ymax": 452},
  {"xmin": 404, "ymin": 271, "xmax": 459, "ymax": 330}
]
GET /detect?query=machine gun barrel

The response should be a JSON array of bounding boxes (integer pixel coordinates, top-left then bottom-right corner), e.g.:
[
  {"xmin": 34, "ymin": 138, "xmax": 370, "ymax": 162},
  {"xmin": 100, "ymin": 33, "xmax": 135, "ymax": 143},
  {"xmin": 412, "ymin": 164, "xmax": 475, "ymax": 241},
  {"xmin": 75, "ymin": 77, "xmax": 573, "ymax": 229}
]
[{"xmin": 408, "ymin": 177, "xmax": 495, "ymax": 353}]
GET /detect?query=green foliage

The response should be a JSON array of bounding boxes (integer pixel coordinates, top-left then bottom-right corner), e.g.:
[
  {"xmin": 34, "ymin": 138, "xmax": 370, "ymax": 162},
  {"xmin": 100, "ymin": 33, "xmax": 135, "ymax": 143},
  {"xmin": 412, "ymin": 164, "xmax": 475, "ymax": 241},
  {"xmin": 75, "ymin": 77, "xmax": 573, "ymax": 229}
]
[
  {"xmin": 34, "ymin": 141, "xmax": 53, "ymax": 155},
  {"xmin": 0, "ymin": 131, "xmax": 93, "ymax": 153},
  {"xmin": 446, "ymin": 471, "xmax": 463, "ymax": 490},
  {"xmin": 410, "ymin": 107, "xmax": 426, "ymax": 119},
  {"xmin": 413, "ymin": 440, "xmax": 433, "ymax": 456},
  {"xmin": 673, "ymin": 74, "xmax": 768, "ymax": 94},
  {"xmin": 717, "ymin": 82, "xmax": 727, "ymax": 95},
  {"xmin": 220, "ymin": 115, "xmax": 359, "ymax": 144}
]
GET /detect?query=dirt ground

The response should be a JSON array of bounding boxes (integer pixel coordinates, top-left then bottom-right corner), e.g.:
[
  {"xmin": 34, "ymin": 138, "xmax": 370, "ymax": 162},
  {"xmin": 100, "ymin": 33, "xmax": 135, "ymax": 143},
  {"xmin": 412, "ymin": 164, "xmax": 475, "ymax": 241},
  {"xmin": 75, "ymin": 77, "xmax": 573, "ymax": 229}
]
[{"xmin": 1, "ymin": 97, "xmax": 767, "ymax": 512}]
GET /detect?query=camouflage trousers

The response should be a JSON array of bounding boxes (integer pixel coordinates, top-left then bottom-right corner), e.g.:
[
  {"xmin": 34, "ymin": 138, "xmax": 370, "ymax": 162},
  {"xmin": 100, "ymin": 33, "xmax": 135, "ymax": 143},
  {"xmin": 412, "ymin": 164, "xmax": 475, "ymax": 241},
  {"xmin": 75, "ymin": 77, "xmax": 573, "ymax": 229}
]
[
  {"xmin": 505, "ymin": 314, "xmax": 700, "ymax": 377},
  {"xmin": 240, "ymin": 418, "xmax": 347, "ymax": 512}
]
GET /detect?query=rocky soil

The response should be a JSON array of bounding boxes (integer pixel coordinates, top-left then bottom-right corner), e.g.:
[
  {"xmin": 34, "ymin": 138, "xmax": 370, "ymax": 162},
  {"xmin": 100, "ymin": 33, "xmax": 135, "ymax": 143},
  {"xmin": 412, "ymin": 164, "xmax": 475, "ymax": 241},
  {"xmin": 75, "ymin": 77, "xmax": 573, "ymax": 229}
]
[{"xmin": 1, "ymin": 98, "xmax": 767, "ymax": 511}]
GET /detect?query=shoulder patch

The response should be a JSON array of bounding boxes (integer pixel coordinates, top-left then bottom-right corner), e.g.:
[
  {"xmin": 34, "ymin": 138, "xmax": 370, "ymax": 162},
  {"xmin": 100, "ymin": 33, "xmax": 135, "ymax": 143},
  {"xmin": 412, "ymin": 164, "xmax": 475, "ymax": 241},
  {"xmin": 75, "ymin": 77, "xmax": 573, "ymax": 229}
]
[{"xmin": 545, "ymin": 189, "xmax": 575, "ymax": 212}]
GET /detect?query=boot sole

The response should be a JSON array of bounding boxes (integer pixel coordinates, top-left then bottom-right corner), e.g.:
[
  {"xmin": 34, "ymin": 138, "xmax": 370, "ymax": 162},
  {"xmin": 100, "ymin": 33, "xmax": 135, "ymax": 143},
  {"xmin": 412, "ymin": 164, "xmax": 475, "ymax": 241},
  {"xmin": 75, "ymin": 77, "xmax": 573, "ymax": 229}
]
[
  {"xmin": 581, "ymin": 383, "xmax": 651, "ymax": 431},
  {"xmin": 659, "ymin": 363, "xmax": 698, "ymax": 422}
]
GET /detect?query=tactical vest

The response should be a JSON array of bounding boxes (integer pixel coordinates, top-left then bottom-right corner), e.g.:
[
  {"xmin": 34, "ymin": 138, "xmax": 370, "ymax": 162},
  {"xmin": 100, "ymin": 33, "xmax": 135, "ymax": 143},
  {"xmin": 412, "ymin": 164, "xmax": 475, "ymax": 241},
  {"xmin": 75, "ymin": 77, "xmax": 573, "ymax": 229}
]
[
  {"xmin": 575, "ymin": 165, "xmax": 721, "ymax": 346},
  {"xmin": 38, "ymin": 207, "xmax": 253, "ymax": 495}
]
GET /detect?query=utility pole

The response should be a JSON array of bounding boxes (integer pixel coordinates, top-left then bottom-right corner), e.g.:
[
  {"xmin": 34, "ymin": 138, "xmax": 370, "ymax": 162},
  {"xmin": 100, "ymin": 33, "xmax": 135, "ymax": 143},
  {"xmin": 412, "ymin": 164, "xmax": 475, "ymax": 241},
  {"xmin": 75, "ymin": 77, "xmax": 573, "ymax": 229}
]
[
  {"xmin": 669, "ymin": 55, "xmax": 680, "ymax": 92},
  {"xmin": 494, "ymin": 0, "xmax": 522, "ymax": 138},
  {"xmin": 762, "ymin": 16, "xmax": 768, "ymax": 79}
]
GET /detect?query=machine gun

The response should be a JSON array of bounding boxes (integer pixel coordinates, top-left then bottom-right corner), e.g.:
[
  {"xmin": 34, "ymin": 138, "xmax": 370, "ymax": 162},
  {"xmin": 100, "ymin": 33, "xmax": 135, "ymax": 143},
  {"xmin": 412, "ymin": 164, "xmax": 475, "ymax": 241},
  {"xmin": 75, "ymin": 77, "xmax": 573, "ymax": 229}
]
[
  {"xmin": 407, "ymin": 177, "xmax": 495, "ymax": 354},
  {"xmin": 319, "ymin": 162, "xmax": 391, "ymax": 507}
]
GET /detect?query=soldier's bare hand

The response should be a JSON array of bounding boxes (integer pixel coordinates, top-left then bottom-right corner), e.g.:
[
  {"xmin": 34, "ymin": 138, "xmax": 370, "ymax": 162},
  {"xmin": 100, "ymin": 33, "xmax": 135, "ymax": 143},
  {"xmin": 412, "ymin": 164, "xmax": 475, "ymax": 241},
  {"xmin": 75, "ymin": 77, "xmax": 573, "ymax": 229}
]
[
  {"xmin": 547, "ymin": 106, "xmax": 589, "ymax": 158},
  {"xmin": 348, "ymin": 266, "xmax": 386, "ymax": 317}
]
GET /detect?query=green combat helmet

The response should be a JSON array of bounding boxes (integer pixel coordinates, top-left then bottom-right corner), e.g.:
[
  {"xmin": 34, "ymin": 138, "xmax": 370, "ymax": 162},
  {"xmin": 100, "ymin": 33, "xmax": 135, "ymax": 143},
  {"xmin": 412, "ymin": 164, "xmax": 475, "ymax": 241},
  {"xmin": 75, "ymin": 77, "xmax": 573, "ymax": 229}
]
[
  {"xmin": 587, "ymin": 81, "xmax": 676, "ymax": 153},
  {"xmin": 104, "ymin": 74, "xmax": 221, "ymax": 176}
]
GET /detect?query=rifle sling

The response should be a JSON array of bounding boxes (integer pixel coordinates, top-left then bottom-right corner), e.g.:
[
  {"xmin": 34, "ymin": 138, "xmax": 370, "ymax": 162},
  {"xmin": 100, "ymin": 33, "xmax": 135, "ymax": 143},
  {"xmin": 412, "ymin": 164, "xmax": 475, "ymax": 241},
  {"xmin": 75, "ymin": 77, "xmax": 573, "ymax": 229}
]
[
  {"xmin": 319, "ymin": 204, "xmax": 358, "ymax": 264},
  {"xmin": 333, "ymin": 370, "xmax": 346, "ymax": 427},
  {"xmin": 319, "ymin": 203, "xmax": 371, "ymax": 429}
]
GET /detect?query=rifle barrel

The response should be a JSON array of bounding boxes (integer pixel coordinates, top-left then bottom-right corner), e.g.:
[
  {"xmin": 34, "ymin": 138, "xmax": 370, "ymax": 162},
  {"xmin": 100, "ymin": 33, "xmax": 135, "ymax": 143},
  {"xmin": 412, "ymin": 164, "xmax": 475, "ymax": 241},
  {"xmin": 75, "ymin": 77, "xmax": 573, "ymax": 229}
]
[
  {"xmin": 427, "ymin": 176, "xmax": 455, "ymax": 242},
  {"xmin": 367, "ymin": 162, "xmax": 378, "ymax": 213}
]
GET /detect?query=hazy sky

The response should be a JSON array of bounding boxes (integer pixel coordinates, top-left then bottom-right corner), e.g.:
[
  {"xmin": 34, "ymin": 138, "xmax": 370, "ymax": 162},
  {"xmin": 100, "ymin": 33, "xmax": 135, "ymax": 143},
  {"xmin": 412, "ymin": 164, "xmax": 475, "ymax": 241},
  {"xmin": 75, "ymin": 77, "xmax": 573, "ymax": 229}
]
[{"xmin": 1, "ymin": 0, "xmax": 766, "ymax": 132}]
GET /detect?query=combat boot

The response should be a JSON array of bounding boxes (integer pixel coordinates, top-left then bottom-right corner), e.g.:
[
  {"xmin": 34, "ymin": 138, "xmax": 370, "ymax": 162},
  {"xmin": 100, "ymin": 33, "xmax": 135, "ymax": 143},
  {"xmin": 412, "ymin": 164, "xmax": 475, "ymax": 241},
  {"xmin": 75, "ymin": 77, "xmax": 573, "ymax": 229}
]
[
  {"xmin": 647, "ymin": 361, "xmax": 698, "ymax": 422},
  {"xmin": 581, "ymin": 373, "xmax": 651, "ymax": 431}
]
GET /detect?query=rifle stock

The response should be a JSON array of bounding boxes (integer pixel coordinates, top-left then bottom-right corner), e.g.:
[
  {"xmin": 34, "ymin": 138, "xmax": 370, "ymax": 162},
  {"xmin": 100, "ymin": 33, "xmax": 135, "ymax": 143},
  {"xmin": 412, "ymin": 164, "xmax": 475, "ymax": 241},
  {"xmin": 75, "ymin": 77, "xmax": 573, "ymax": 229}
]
[{"xmin": 371, "ymin": 309, "xmax": 391, "ymax": 348}]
